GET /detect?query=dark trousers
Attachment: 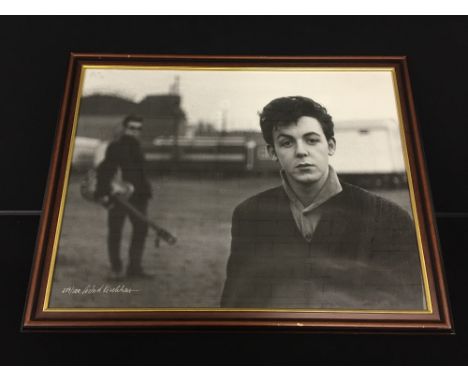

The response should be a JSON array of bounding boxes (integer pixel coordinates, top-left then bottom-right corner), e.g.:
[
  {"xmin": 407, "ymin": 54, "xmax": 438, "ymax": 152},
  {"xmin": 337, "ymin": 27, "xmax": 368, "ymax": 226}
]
[{"xmin": 107, "ymin": 197, "xmax": 149, "ymax": 273}]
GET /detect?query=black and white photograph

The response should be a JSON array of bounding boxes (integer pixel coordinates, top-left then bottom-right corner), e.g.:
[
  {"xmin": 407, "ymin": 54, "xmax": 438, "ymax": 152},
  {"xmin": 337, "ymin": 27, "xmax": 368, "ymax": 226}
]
[{"xmin": 42, "ymin": 63, "xmax": 430, "ymax": 312}]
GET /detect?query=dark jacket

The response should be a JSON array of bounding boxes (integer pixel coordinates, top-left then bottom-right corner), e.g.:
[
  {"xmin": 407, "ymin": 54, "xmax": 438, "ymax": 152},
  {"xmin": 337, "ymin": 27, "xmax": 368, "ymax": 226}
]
[
  {"xmin": 221, "ymin": 182, "xmax": 425, "ymax": 310},
  {"xmin": 95, "ymin": 135, "xmax": 152, "ymax": 200}
]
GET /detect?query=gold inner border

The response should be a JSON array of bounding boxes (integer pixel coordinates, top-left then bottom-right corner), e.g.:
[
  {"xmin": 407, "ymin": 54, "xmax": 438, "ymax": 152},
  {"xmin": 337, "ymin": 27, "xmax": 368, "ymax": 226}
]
[
  {"xmin": 391, "ymin": 69, "xmax": 432, "ymax": 313},
  {"xmin": 43, "ymin": 64, "xmax": 432, "ymax": 315}
]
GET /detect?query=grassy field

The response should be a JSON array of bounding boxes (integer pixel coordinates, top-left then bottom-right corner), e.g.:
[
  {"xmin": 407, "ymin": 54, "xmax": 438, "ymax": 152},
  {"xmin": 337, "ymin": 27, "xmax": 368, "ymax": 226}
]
[{"xmin": 49, "ymin": 174, "xmax": 414, "ymax": 309}]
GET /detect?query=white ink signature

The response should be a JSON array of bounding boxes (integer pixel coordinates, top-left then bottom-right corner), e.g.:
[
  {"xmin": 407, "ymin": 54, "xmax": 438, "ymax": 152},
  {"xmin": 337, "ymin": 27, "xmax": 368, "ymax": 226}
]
[{"xmin": 61, "ymin": 284, "xmax": 140, "ymax": 295}]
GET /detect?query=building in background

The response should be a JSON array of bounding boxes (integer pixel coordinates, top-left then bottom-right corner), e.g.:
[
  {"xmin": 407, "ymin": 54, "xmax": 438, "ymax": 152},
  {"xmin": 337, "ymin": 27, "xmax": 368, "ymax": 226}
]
[
  {"xmin": 72, "ymin": 93, "xmax": 187, "ymax": 170},
  {"xmin": 72, "ymin": 94, "xmax": 407, "ymax": 188},
  {"xmin": 77, "ymin": 93, "xmax": 187, "ymax": 141}
]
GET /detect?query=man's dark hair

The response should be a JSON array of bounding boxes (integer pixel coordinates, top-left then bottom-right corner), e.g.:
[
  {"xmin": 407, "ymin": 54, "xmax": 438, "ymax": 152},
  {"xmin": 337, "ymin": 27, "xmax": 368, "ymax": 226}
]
[
  {"xmin": 259, "ymin": 96, "xmax": 334, "ymax": 145},
  {"xmin": 123, "ymin": 114, "xmax": 143, "ymax": 127}
]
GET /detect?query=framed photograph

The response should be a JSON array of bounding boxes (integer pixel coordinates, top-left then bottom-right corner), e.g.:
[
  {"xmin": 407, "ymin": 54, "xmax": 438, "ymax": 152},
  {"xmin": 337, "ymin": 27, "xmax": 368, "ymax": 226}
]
[{"xmin": 23, "ymin": 54, "xmax": 452, "ymax": 332}]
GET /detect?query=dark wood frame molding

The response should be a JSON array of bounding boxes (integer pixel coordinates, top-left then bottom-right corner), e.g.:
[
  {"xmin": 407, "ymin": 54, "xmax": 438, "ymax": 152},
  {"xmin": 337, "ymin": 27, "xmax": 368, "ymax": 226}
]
[{"xmin": 22, "ymin": 54, "xmax": 453, "ymax": 333}]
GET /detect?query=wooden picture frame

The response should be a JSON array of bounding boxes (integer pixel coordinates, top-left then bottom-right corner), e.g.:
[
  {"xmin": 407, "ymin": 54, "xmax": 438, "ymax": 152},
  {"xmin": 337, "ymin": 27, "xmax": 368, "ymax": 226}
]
[{"xmin": 23, "ymin": 54, "xmax": 453, "ymax": 332}]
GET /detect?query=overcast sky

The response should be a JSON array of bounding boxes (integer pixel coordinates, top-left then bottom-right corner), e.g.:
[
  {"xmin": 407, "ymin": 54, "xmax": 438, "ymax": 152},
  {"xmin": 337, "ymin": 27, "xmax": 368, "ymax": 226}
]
[{"xmin": 82, "ymin": 67, "xmax": 400, "ymax": 131}]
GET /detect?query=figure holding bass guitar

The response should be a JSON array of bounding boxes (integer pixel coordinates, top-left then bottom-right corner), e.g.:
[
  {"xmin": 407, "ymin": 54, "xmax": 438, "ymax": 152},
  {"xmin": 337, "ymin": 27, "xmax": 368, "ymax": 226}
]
[{"xmin": 91, "ymin": 114, "xmax": 176, "ymax": 281}]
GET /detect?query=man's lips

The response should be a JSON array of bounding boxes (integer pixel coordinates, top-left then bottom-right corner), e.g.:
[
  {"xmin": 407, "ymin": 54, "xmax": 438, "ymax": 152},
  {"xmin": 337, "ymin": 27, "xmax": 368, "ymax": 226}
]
[{"xmin": 295, "ymin": 163, "xmax": 314, "ymax": 168}]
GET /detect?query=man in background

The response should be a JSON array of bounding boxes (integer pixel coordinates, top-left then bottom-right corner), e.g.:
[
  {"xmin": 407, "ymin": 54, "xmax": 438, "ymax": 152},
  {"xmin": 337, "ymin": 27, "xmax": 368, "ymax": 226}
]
[{"xmin": 95, "ymin": 114, "xmax": 153, "ymax": 280}]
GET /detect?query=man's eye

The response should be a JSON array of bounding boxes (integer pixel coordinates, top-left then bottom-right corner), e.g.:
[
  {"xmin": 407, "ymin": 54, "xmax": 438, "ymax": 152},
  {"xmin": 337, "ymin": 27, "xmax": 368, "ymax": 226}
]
[
  {"xmin": 306, "ymin": 138, "xmax": 320, "ymax": 144},
  {"xmin": 279, "ymin": 140, "xmax": 293, "ymax": 147}
]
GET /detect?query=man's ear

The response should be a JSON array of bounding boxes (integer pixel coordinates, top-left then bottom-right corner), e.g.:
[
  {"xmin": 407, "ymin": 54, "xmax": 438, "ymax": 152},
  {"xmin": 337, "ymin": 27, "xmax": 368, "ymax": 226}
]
[
  {"xmin": 328, "ymin": 138, "xmax": 336, "ymax": 156},
  {"xmin": 267, "ymin": 144, "xmax": 278, "ymax": 161}
]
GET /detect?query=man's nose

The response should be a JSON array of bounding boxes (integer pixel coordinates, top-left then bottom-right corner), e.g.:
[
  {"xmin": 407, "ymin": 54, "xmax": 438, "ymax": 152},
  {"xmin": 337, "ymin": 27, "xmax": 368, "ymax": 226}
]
[{"xmin": 295, "ymin": 141, "xmax": 308, "ymax": 157}]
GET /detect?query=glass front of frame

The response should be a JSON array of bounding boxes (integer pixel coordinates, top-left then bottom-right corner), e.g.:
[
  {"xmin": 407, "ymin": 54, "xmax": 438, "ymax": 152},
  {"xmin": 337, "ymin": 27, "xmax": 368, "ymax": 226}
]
[{"xmin": 44, "ymin": 66, "xmax": 431, "ymax": 313}]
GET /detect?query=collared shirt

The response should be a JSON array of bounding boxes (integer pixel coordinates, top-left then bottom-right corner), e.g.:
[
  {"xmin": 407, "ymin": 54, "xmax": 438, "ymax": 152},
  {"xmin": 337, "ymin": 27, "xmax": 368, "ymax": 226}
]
[{"xmin": 281, "ymin": 166, "xmax": 342, "ymax": 242}]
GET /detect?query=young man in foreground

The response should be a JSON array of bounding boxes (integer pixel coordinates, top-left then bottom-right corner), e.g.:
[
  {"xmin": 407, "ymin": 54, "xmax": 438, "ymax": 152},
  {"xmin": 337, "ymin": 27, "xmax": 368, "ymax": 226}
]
[{"xmin": 221, "ymin": 96, "xmax": 424, "ymax": 310}]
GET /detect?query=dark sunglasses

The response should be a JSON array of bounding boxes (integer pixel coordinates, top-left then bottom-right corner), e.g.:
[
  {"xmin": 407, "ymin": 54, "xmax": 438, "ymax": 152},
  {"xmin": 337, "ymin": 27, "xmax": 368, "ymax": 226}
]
[{"xmin": 127, "ymin": 125, "xmax": 143, "ymax": 131}]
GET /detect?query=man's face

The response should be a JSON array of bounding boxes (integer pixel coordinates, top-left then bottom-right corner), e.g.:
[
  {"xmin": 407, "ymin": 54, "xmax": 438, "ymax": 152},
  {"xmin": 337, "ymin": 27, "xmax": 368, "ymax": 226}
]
[
  {"xmin": 267, "ymin": 116, "xmax": 336, "ymax": 187},
  {"xmin": 123, "ymin": 120, "xmax": 143, "ymax": 138}
]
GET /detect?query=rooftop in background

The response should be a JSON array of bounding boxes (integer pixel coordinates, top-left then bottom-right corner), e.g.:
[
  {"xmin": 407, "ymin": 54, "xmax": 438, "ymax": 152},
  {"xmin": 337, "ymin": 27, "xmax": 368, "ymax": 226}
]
[
  {"xmin": 77, "ymin": 93, "xmax": 187, "ymax": 141},
  {"xmin": 80, "ymin": 93, "xmax": 185, "ymax": 118}
]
